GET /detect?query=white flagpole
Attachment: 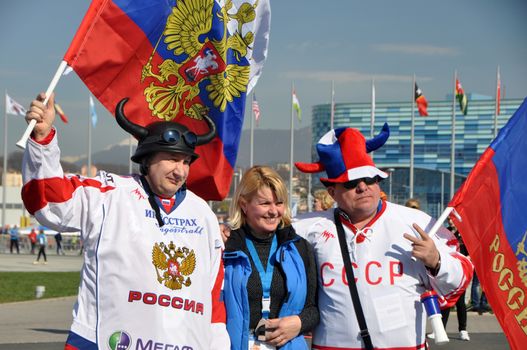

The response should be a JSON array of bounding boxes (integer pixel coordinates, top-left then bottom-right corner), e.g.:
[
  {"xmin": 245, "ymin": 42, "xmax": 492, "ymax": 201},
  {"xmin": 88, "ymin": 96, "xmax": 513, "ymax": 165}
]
[
  {"xmin": 2, "ymin": 90, "xmax": 8, "ymax": 228},
  {"xmin": 330, "ymin": 80, "xmax": 335, "ymax": 129},
  {"xmin": 16, "ymin": 60, "xmax": 68, "ymax": 149},
  {"xmin": 250, "ymin": 92, "xmax": 255, "ymax": 167},
  {"xmin": 494, "ymin": 65, "xmax": 500, "ymax": 138},
  {"xmin": 370, "ymin": 78, "xmax": 375, "ymax": 138},
  {"xmin": 410, "ymin": 74, "xmax": 416, "ymax": 199},
  {"xmin": 128, "ymin": 135, "xmax": 133, "ymax": 174},
  {"xmin": 289, "ymin": 82, "xmax": 295, "ymax": 207},
  {"xmin": 450, "ymin": 70, "xmax": 457, "ymax": 199},
  {"xmin": 88, "ymin": 97, "xmax": 92, "ymax": 177}
]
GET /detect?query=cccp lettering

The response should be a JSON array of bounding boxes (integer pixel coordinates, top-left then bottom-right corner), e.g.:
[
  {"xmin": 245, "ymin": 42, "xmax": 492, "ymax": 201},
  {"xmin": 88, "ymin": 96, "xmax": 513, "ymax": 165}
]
[{"xmin": 320, "ymin": 260, "xmax": 403, "ymax": 287}]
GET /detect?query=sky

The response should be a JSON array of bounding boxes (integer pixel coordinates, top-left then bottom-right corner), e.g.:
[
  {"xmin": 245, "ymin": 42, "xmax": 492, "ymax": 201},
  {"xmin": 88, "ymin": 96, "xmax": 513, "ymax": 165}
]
[{"xmin": 1, "ymin": 0, "xmax": 526, "ymax": 161}]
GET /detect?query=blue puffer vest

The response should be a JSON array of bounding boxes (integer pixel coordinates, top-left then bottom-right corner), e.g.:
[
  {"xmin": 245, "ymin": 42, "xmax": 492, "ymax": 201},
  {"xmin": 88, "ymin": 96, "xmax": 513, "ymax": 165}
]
[{"xmin": 223, "ymin": 226, "xmax": 308, "ymax": 350}]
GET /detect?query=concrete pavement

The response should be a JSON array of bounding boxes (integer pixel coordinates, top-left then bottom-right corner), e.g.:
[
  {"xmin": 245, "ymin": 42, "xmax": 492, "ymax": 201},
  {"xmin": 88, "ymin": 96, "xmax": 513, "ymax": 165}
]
[{"xmin": 0, "ymin": 253, "xmax": 511, "ymax": 349}]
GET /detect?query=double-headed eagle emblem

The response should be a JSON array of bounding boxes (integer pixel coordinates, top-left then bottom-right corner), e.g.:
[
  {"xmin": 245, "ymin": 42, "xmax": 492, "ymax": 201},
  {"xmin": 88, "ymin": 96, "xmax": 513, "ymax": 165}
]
[
  {"xmin": 152, "ymin": 241, "xmax": 196, "ymax": 290},
  {"xmin": 142, "ymin": 0, "xmax": 258, "ymax": 121}
]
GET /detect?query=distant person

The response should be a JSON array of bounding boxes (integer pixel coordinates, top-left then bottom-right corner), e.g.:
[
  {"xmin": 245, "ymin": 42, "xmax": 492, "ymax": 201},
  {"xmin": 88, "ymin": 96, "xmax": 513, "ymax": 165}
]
[
  {"xmin": 469, "ymin": 272, "xmax": 491, "ymax": 314},
  {"xmin": 34, "ymin": 229, "xmax": 47, "ymax": 264},
  {"xmin": 54, "ymin": 232, "xmax": 65, "ymax": 255},
  {"xmin": 313, "ymin": 189, "xmax": 334, "ymax": 211},
  {"xmin": 9, "ymin": 225, "xmax": 20, "ymax": 254},
  {"xmin": 405, "ymin": 198, "xmax": 420, "ymax": 209},
  {"xmin": 28, "ymin": 228, "xmax": 37, "ymax": 254}
]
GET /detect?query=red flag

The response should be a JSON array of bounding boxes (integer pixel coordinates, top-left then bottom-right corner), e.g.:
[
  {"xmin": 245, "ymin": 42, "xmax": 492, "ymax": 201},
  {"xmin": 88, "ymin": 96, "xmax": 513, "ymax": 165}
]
[
  {"xmin": 414, "ymin": 83, "xmax": 428, "ymax": 117},
  {"xmin": 61, "ymin": 0, "xmax": 270, "ymax": 200},
  {"xmin": 449, "ymin": 99, "xmax": 527, "ymax": 349},
  {"xmin": 54, "ymin": 103, "xmax": 69, "ymax": 123}
]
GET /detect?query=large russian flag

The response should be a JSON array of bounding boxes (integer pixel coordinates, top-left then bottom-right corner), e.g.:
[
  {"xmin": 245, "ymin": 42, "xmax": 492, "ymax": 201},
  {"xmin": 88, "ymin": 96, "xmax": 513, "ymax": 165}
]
[
  {"xmin": 450, "ymin": 98, "xmax": 527, "ymax": 349},
  {"xmin": 63, "ymin": 0, "xmax": 270, "ymax": 200}
]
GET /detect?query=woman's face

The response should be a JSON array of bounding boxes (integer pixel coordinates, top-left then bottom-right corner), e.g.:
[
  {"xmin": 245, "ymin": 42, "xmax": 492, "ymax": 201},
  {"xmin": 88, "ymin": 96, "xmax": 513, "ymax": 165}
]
[
  {"xmin": 241, "ymin": 186, "xmax": 284, "ymax": 237},
  {"xmin": 313, "ymin": 198, "xmax": 323, "ymax": 211}
]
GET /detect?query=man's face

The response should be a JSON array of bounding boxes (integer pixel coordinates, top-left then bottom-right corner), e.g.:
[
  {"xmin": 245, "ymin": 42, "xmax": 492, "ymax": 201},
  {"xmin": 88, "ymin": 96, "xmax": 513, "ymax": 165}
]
[
  {"xmin": 146, "ymin": 151, "xmax": 191, "ymax": 197},
  {"xmin": 327, "ymin": 177, "xmax": 381, "ymax": 222}
]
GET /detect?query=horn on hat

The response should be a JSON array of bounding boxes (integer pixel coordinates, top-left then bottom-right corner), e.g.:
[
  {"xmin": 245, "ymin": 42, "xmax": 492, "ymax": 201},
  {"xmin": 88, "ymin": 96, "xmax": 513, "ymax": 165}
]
[
  {"xmin": 195, "ymin": 113, "xmax": 217, "ymax": 146},
  {"xmin": 115, "ymin": 98, "xmax": 148, "ymax": 140},
  {"xmin": 294, "ymin": 161, "xmax": 325, "ymax": 173},
  {"xmin": 365, "ymin": 122, "xmax": 390, "ymax": 153}
]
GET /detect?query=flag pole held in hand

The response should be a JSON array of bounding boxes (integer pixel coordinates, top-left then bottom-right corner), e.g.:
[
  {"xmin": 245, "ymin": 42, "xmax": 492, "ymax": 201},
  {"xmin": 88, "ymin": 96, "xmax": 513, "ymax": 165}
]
[{"xmin": 16, "ymin": 60, "xmax": 68, "ymax": 149}]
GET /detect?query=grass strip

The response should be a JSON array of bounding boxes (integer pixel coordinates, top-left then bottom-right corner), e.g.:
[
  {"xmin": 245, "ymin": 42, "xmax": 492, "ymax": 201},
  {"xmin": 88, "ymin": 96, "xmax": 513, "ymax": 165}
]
[{"xmin": 0, "ymin": 271, "xmax": 79, "ymax": 303}]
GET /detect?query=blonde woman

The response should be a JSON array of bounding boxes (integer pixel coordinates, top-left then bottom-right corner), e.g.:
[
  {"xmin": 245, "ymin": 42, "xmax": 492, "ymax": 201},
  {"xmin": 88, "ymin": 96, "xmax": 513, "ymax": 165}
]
[
  {"xmin": 223, "ymin": 166, "xmax": 318, "ymax": 350},
  {"xmin": 312, "ymin": 189, "xmax": 334, "ymax": 211}
]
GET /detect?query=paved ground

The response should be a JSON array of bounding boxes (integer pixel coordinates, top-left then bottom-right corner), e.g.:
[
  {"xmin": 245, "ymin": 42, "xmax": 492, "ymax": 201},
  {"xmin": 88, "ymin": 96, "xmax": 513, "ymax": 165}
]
[{"xmin": 0, "ymin": 253, "xmax": 511, "ymax": 349}]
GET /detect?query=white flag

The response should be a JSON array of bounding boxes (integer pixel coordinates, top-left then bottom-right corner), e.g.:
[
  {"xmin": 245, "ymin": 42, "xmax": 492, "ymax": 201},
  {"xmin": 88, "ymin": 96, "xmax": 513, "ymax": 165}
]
[{"xmin": 6, "ymin": 93, "xmax": 27, "ymax": 116}]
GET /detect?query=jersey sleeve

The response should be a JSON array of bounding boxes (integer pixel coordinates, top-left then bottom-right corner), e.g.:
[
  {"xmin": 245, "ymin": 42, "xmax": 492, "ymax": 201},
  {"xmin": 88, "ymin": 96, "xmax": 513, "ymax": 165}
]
[
  {"xmin": 21, "ymin": 131, "xmax": 115, "ymax": 235},
  {"xmin": 206, "ymin": 209, "xmax": 230, "ymax": 349},
  {"xmin": 427, "ymin": 223, "xmax": 474, "ymax": 308}
]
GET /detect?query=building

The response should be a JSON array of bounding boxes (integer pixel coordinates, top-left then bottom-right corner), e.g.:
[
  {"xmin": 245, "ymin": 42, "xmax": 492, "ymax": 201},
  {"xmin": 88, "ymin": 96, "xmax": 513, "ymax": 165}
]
[{"xmin": 311, "ymin": 95, "xmax": 523, "ymax": 216}]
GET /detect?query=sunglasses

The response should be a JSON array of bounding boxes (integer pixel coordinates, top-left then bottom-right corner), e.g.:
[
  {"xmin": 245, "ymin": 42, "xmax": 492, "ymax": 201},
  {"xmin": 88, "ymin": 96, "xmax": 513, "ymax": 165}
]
[
  {"xmin": 342, "ymin": 177, "xmax": 378, "ymax": 190},
  {"xmin": 160, "ymin": 129, "xmax": 198, "ymax": 147}
]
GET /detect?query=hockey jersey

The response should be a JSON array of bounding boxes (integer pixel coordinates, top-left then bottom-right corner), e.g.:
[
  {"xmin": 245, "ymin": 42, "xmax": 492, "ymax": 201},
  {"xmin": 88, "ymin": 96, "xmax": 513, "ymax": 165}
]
[
  {"xmin": 293, "ymin": 201, "xmax": 473, "ymax": 350},
  {"xmin": 22, "ymin": 132, "xmax": 229, "ymax": 350}
]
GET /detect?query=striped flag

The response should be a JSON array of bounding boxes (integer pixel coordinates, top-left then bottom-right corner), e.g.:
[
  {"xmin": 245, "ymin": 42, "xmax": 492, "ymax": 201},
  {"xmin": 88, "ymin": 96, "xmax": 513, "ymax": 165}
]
[
  {"xmin": 292, "ymin": 89, "xmax": 302, "ymax": 121},
  {"xmin": 414, "ymin": 83, "xmax": 429, "ymax": 117},
  {"xmin": 5, "ymin": 93, "xmax": 26, "ymax": 116},
  {"xmin": 54, "ymin": 103, "xmax": 69, "ymax": 123},
  {"xmin": 456, "ymin": 79, "xmax": 468, "ymax": 115},
  {"xmin": 252, "ymin": 94, "xmax": 261, "ymax": 124}
]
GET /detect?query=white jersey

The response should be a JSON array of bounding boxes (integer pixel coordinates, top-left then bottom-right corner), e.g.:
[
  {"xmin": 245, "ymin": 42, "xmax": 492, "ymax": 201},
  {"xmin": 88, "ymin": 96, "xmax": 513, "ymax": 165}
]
[
  {"xmin": 293, "ymin": 202, "xmax": 472, "ymax": 350},
  {"xmin": 22, "ymin": 132, "xmax": 229, "ymax": 350}
]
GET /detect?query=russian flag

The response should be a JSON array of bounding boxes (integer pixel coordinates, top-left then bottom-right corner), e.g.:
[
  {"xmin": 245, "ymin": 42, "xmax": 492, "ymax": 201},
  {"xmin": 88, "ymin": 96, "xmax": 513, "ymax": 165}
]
[
  {"xmin": 450, "ymin": 98, "xmax": 527, "ymax": 349},
  {"xmin": 62, "ymin": 0, "xmax": 270, "ymax": 200}
]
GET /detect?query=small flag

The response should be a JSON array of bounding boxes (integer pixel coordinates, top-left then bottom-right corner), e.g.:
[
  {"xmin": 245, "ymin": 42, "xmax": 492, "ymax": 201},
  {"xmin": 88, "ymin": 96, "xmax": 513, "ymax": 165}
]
[
  {"xmin": 54, "ymin": 103, "xmax": 69, "ymax": 123},
  {"xmin": 496, "ymin": 67, "xmax": 501, "ymax": 115},
  {"xmin": 5, "ymin": 93, "xmax": 26, "ymax": 116},
  {"xmin": 252, "ymin": 94, "xmax": 261, "ymax": 124},
  {"xmin": 292, "ymin": 89, "xmax": 302, "ymax": 121},
  {"xmin": 89, "ymin": 96, "xmax": 97, "ymax": 128},
  {"xmin": 455, "ymin": 79, "xmax": 468, "ymax": 115},
  {"xmin": 414, "ymin": 83, "xmax": 429, "ymax": 117}
]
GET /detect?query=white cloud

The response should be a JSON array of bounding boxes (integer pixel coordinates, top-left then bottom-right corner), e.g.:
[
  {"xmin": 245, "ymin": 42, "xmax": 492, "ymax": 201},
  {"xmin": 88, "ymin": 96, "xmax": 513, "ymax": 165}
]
[{"xmin": 372, "ymin": 44, "xmax": 459, "ymax": 56}]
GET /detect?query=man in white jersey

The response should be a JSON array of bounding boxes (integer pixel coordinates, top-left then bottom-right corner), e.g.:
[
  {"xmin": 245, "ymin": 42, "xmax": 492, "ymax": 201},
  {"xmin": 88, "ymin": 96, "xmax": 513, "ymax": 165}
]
[
  {"xmin": 22, "ymin": 93, "xmax": 230, "ymax": 350},
  {"xmin": 293, "ymin": 124, "xmax": 473, "ymax": 350}
]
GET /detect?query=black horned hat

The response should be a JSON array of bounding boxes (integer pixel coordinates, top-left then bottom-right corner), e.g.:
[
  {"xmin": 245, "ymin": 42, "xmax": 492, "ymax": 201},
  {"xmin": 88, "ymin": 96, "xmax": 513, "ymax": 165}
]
[{"xmin": 115, "ymin": 98, "xmax": 216, "ymax": 163}]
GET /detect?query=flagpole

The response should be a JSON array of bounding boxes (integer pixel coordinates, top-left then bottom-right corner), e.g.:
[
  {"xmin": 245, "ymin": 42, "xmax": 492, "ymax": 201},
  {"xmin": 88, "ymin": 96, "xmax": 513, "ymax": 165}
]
[
  {"xmin": 289, "ymin": 82, "xmax": 295, "ymax": 208},
  {"xmin": 250, "ymin": 92, "xmax": 255, "ymax": 167},
  {"xmin": 370, "ymin": 78, "xmax": 375, "ymax": 138},
  {"xmin": 88, "ymin": 97, "xmax": 92, "ymax": 177},
  {"xmin": 330, "ymin": 80, "xmax": 335, "ymax": 129},
  {"xmin": 450, "ymin": 70, "xmax": 457, "ymax": 199},
  {"xmin": 2, "ymin": 90, "xmax": 8, "ymax": 228},
  {"xmin": 409, "ymin": 74, "xmax": 415, "ymax": 199},
  {"xmin": 16, "ymin": 60, "xmax": 68, "ymax": 149},
  {"xmin": 494, "ymin": 65, "xmax": 500, "ymax": 138}
]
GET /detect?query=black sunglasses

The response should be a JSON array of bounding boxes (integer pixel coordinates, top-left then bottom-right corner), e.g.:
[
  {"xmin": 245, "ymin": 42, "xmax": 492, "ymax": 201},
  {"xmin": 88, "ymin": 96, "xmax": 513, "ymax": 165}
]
[
  {"xmin": 161, "ymin": 129, "xmax": 198, "ymax": 147},
  {"xmin": 342, "ymin": 177, "xmax": 378, "ymax": 190}
]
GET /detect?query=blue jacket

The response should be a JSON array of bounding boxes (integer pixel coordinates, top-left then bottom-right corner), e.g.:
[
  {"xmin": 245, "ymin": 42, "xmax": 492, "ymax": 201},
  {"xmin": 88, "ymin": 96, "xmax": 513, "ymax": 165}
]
[{"xmin": 223, "ymin": 226, "xmax": 308, "ymax": 350}]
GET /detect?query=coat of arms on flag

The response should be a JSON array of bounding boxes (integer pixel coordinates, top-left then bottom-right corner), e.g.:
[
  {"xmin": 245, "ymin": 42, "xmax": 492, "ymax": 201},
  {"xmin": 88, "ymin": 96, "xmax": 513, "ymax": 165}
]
[{"xmin": 61, "ymin": 0, "xmax": 271, "ymax": 200}]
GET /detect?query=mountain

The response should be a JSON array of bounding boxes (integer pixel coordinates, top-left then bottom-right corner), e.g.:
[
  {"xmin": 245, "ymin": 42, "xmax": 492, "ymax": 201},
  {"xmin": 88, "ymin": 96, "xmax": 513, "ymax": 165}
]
[{"xmin": 73, "ymin": 127, "xmax": 313, "ymax": 170}]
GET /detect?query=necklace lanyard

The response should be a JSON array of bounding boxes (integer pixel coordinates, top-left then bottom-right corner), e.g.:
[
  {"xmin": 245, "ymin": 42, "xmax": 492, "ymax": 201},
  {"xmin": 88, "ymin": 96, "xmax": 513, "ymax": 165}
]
[{"xmin": 245, "ymin": 235, "xmax": 278, "ymax": 318}]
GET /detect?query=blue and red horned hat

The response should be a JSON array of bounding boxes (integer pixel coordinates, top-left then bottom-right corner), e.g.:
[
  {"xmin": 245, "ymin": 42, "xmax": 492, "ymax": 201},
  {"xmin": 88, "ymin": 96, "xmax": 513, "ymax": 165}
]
[{"xmin": 295, "ymin": 123, "xmax": 390, "ymax": 184}]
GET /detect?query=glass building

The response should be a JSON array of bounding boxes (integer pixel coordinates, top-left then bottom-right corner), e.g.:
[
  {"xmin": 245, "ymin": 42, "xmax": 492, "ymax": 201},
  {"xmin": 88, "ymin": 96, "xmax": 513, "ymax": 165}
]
[{"xmin": 311, "ymin": 95, "xmax": 524, "ymax": 217}]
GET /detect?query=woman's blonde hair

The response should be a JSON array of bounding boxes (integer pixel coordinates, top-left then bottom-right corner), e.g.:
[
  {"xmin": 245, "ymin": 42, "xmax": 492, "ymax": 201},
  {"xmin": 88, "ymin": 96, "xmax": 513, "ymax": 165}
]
[
  {"xmin": 313, "ymin": 189, "xmax": 335, "ymax": 210},
  {"xmin": 228, "ymin": 165, "xmax": 292, "ymax": 230}
]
